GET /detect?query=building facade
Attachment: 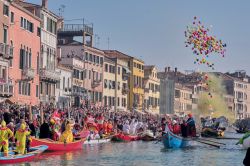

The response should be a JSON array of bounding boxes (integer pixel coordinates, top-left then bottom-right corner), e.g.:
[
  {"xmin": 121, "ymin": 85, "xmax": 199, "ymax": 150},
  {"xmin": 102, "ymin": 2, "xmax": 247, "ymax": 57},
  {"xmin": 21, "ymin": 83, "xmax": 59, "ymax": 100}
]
[
  {"xmin": 18, "ymin": 0, "xmax": 61, "ymax": 105},
  {"xmin": 174, "ymin": 83, "xmax": 192, "ymax": 115},
  {"xmin": 55, "ymin": 64, "xmax": 72, "ymax": 109},
  {"xmin": 143, "ymin": 65, "xmax": 160, "ymax": 114},
  {"xmin": 9, "ymin": 2, "xmax": 40, "ymax": 105},
  {"xmin": 102, "ymin": 56, "xmax": 129, "ymax": 111},
  {"xmin": 0, "ymin": 0, "xmax": 13, "ymax": 102}
]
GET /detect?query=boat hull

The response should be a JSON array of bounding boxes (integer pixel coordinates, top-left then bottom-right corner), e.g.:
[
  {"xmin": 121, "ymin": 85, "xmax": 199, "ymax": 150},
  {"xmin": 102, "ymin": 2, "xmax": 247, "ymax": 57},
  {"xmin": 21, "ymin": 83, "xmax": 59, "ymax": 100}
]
[
  {"xmin": 31, "ymin": 138, "xmax": 84, "ymax": 151},
  {"xmin": 84, "ymin": 138, "xmax": 111, "ymax": 144},
  {"xmin": 162, "ymin": 131, "xmax": 190, "ymax": 148},
  {"xmin": 111, "ymin": 134, "xmax": 140, "ymax": 142},
  {"xmin": 0, "ymin": 145, "xmax": 48, "ymax": 164}
]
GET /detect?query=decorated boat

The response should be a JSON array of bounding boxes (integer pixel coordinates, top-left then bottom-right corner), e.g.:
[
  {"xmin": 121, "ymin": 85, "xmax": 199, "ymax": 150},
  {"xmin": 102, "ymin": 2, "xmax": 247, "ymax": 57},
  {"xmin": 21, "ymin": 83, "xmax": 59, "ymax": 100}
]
[
  {"xmin": 236, "ymin": 129, "xmax": 249, "ymax": 134},
  {"xmin": 0, "ymin": 145, "xmax": 48, "ymax": 164},
  {"xmin": 140, "ymin": 130, "xmax": 157, "ymax": 141},
  {"xmin": 201, "ymin": 128, "xmax": 224, "ymax": 138},
  {"xmin": 31, "ymin": 137, "xmax": 84, "ymax": 151},
  {"xmin": 111, "ymin": 133, "xmax": 140, "ymax": 142},
  {"xmin": 162, "ymin": 131, "xmax": 191, "ymax": 148},
  {"xmin": 83, "ymin": 138, "xmax": 111, "ymax": 144}
]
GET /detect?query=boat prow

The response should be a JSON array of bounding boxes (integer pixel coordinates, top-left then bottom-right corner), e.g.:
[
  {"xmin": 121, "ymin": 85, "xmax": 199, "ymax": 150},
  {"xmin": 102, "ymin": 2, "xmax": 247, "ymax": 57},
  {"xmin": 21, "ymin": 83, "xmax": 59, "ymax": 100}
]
[{"xmin": 162, "ymin": 131, "xmax": 191, "ymax": 148}]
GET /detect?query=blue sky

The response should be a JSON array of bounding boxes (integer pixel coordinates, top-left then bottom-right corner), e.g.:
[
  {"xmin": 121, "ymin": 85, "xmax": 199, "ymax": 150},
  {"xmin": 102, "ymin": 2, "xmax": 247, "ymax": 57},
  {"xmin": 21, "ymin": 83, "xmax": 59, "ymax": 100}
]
[{"xmin": 28, "ymin": 0, "xmax": 250, "ymax": 73}]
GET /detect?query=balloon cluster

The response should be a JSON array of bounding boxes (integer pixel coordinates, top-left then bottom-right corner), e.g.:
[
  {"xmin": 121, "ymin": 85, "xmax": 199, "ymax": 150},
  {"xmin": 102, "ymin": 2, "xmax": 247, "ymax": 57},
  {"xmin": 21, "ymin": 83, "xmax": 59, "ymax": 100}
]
[{"xmin": 185, "ymin": 16, "xmax": 227, "ymax": 69}]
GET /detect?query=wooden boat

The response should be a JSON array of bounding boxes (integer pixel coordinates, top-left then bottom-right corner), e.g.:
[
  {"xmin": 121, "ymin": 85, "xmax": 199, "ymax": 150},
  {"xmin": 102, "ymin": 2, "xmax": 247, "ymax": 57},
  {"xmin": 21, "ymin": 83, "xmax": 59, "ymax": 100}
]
[
  {"xmin": 162, "ymin": 131, "xmax": 191, "ymax": 148},
  {"xmin": 30, "ymin": 137, "xmax": 84, "ymax": 151},
  {"xmin": 0, "ymin": 145, "xmax": 48, "ymax": 164},
  {"xmin": 201, "ymin": 128, "xmax": 224, "ymax": 138},
  {"xmin": 111, "ymin": 133, "xmax": 140, "ymax": 142},
  {"xmin": 83, "ymin": 138, "xmax": 111, "ymax": 144},
  {"xmin": 236, "ymin": 129, "xmax": 249, "ymax": 134},
  {"xmin": 140, "ymin": 130, "xmax": 156, "ymax": 141}
]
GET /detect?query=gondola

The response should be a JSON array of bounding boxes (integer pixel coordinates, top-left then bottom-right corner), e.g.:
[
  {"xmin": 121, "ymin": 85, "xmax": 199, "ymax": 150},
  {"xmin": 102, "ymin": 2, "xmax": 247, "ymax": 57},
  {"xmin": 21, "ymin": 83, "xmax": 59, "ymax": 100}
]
[
  {"xmin": 0, "ymin": 145, "xmax": 48, "ymax": 164},
  {"xmin": 30, "ymin": 137, "xmax": 85, "ymax": 151},
  {"xmin": 162, "ymin": 131, "xmax": 191, "ymax": 148}
]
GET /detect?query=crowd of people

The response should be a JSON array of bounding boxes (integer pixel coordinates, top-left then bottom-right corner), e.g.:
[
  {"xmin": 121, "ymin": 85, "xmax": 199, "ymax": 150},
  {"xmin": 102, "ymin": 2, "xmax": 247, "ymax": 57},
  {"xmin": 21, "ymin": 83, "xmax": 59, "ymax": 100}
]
[{"xmin": 0, "ymin": 103, "xmax": 197, "ymax": 157}]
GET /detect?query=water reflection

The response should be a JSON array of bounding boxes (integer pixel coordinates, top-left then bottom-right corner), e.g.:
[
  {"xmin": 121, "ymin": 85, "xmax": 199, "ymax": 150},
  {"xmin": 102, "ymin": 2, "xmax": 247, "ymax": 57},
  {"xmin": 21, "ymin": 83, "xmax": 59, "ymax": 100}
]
[{"xmin": 3, "ymin": 138, "xmax": 246, "ymax": 166}]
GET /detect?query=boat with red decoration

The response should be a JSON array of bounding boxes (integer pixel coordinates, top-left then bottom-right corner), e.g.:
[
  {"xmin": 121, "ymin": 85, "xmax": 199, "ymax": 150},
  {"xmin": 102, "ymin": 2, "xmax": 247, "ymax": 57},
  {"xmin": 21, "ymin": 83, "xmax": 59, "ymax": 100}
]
[{"xmin": 30, "ymin": 138, "xmax": 85, "ymax": 151}]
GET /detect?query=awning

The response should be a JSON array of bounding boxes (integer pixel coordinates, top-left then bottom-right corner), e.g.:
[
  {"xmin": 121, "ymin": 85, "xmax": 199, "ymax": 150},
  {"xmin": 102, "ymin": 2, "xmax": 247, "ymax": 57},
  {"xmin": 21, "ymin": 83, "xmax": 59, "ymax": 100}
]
[{"xmin": 123, "ymin": 67, "xmax": 131, "ymax": 74}]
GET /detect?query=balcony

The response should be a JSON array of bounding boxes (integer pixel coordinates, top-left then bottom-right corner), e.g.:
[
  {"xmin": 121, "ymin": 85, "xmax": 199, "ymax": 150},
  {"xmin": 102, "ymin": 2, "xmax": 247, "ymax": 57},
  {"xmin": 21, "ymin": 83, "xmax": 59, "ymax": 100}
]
[
  {"xmin": 40, "ymin": 68, "xmax": 60, "ymax": 82},
  {"xmin": 122, "ymin": 88, "xmax": 129, "ymax": 95},
  {"xmin": 40, "ymin": 95, "xmax": 56, "ymax": 103},
  {"xmin": 0, "ymin": 43, "xmax": 5, "ymax": 55},
  {"xmin": 58, "ymin": 24, "xmax": 93, "ymax": 36},
  {"xmin": 0, "ymin": 43, "xmax": 13, "ymax": 59},
  {"xmin": 237, "ymin": 98, "xmax": 243, "ymax": 102},
  {"xmin": 4, "ymin": 45, "xmax": 13, "ymax": 59},
  {"xmin": 92, "ymin": 80, "xmax": 101, "ymax": 88},
  {"xmin": 0, "ymin": 83, "xmax": 13, "ymax": 97},
  {"xmin": 22, "ymin": 68, "xmax": 35, "ymax": 81}
]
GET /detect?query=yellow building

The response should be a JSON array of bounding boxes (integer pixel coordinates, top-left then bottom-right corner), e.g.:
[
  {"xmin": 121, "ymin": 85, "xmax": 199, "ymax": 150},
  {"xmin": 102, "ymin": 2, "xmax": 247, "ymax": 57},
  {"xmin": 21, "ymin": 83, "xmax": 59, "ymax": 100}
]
[
  {"xmin": 130, "ymin": 58, "xmax": 144, "ymax": 111},
  {"xmin": 104, "ymin": 50, "xmax": 144, "ymax": 111},
  {"xmin": 143, "ymin": 66, "xmax": 160, "ymax": 114}
]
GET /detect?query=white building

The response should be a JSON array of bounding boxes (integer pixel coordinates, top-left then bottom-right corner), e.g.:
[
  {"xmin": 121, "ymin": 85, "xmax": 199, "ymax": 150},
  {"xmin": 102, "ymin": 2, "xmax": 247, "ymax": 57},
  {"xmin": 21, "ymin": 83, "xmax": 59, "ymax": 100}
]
[{"xmin": 55, "ymin": 64, "xmax": 72, "ymax": 109}]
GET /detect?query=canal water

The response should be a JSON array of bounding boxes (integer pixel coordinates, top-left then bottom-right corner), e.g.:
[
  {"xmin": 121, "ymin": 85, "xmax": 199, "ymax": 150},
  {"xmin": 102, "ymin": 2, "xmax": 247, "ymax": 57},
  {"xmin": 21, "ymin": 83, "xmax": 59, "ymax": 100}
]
[{"xmin": 5, "ymin": 133, "xmax": 246, "ymax": 166}]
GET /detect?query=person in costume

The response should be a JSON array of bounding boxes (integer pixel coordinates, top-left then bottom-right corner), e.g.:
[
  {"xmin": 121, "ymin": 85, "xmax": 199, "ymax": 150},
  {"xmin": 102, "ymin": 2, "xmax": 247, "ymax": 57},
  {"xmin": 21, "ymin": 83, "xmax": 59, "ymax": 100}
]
[
  {"xmin": 15, "ymin": 123, "xmax": 30, "ymax": 154},
  {"xmin": 186, "ymin": 114, "xmax": 196, "ymax": 137},
  {"xmin": 107, "ymin": 119, "xmax": 113, "ymax": 134},
  {"xmin": 0, "ymin": 121, "xmax": 13, "ymax": 156},
  {"xmin": 59, "ymin": 123, "xmax": 73, "ymax": 143}
]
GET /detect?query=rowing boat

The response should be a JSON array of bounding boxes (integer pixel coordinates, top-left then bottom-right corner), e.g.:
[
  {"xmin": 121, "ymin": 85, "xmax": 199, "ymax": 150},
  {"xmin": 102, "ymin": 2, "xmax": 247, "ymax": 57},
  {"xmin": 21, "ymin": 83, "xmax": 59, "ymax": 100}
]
[
  {"xmin": 162, "ymin": 131, "xmax": 191, "ymax": 148},
  {"xmin": 30, "ymin": 137, "xmax": 85, "ymax": 151},
  {"xmin": 111, "ymin": 133, "xmax": 140, "ymax": 142},
  {"xmin": 0, "ymin": 145, "xmax": 48, "ymax": 164}
]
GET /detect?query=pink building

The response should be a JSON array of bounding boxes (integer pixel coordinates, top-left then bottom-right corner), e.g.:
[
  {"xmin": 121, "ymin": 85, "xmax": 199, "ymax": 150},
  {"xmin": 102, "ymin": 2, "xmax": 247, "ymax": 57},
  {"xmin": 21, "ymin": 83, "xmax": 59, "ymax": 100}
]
[{"xmin": 8, "ymin": 2, "xmax": 40, "ymax": 105}]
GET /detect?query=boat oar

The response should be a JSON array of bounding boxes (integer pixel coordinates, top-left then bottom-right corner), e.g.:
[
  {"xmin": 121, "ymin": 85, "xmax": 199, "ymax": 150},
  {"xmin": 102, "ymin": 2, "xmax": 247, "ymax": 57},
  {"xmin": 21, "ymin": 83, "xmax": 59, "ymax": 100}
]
[
  {"xmin": 193, "ymin": 139, "xmax": 221, "ymax": 148},
  {"xmin": 197, "ymin": 138, "xmax": 226, "ymax": 145}
]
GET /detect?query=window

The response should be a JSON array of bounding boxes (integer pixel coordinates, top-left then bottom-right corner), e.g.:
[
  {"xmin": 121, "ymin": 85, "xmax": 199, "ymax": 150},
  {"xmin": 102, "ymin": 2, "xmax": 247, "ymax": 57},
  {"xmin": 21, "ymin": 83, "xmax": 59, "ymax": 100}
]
[
  {"xmin": 21, "ymin": 17, "xmax": 23, "ymax": 27},
  {"xmin": 37, "ymin": 54, "xmax": 39, "ymax": 74},
  {"xmin": 96, "ymin": 56, "xmax": 100, "ymax": 64},
  {"xmin": 29, "ymin": 52, "xmax": 32, "ymax": 68},
  {"xmin": 118, "ymin": 97, "xmax": 120, "ymax": 106},
  {"xmin": 89, "ymin": 70, "xmax": 91, "ymax": 79},
  {"xmin": 41, "ymin": 14, "xmax": 44, "ymax": 28},
  {"xmin": 89, "ymin": 54, "xmax": 93, "ymax": 62},
  {"xmin": 19, "ymin": 82, "xmax": 31, "ymax": 96},
  {"xmin": 105, "ymin": 64, "xmax": 108, "ymax": 72},
  {"xmin": 100, "ymin": 57, "xmax": 103, "ymax": 65},
  {"xmin": 47, "ymin": 17, "xmax": 57, "ymax": 34},
  {"xmin": 118, "ymin": 67, "xmax": 120, "ymax": 75},
  {"xmin": 19, "ymin": 48, "xmax": 25, "ymax": 69},
  {"xmin": 37, "ymin": 27, "xmax": 41, "ymax": 37},
  {"xmin": 19, "ymin": 82, "xmax": 22, "ymax": 94},
  {"xmin": 63, "ymin": 77, "xmax": 65, "ymax": 89},
  {"xmin": 3, "ymin": 5, "xmax": 9, "ymax": 16},
  {"xmin": 10, "ymin": 12, "xmax": 14, "ymax": 23},
  {"xmin": 3, "ymin": 27, "xmax": 7, "ymax": 44}
]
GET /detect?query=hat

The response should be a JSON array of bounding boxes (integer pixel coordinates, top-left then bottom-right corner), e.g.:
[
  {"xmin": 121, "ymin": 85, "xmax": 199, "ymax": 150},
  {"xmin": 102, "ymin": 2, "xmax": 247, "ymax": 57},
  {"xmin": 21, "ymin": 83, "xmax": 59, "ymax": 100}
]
[{"xmin": 188, "ymin": 114, "xmax": 192, "ymax": 118}]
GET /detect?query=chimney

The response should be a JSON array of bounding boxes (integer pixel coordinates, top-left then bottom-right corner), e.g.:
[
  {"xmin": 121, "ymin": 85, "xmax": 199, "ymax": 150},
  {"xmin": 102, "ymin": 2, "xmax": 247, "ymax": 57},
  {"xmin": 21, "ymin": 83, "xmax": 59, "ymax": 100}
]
[
  {"xmin": 174, "ymin": 67, "xmax": 177, "ymax": 75},
  {"xmin": 165, "ymin": 67, "xmax": 168, "ymax": 73},
  {"xmin": 42, "ymin": 0, "xmax": 48, "ymax": 9},
  {"xmin": 168, "ymin": 67, "xmax": 170, "ymax": 72}
]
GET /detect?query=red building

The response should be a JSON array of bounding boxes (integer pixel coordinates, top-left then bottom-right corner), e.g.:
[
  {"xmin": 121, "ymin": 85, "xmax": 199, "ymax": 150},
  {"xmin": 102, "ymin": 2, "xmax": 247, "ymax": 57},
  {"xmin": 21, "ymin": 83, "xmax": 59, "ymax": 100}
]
[{"xmin": 8, "ymin": 2, "xmax": 40, "ymax": 105}]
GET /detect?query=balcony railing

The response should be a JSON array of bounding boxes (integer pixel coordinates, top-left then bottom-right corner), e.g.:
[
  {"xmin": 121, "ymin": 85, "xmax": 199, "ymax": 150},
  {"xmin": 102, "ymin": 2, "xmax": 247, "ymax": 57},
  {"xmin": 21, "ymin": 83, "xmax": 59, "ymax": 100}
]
[
  {"xmin": 0, "ymin": 83, "xmax": 13, "ymax": 97},
  {"xmin": 58, "ymin": 24, "xmax": 93, "ymax": 35},
  {"xmin": 237, "ymin": 98, "xmax": 244, "ymax": 102},
  {"xmin": 0, "ymin": 43, "xmax": 13, "ymax": 59},
  {"xmin": 122, "ymin": 88, "xmax": 129, "ymax": 95},
  {"xmin": 22, "ymin": 68, "xmax": 35, "ymax": 81},
  {"xmin": 4, "ymin": 45, "xmax": 13, "ymax": 59},
  {"xmin": 92, "ymin": 80, "xmax": 101, "ymax": 88},
  {"xmin": 40, "ymin": 68, "xmax": 60, "ymax": 81},
  {"xmin": 0, "ymin": 43, "xmax": 5, "ymax": 55}
]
